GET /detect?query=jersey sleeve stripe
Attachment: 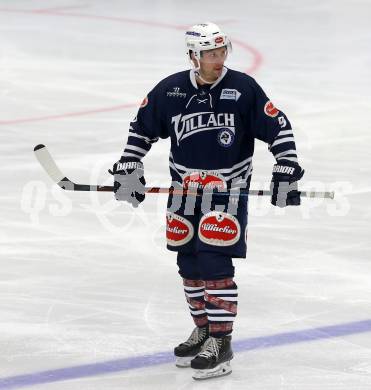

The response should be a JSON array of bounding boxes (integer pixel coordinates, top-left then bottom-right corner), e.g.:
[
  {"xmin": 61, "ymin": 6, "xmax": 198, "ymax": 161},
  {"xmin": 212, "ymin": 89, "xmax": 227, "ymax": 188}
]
[
  {"xmin": 124, "ymin": 145, "xmax": 150, "ymax": 156},
  {"xmin": 127, "ymin": 136, "xmax": 152, "ymax": 151},
  {"xmin": 276, "ymin": 129, "xmax": 293, "ymax": 136},
  {"xmin": 274, "ymin": 149, "xmax": 298, "ymax": 159},
  {"xmin": 128, "ymin": 131, "xmax": 159, "ymax": 144},
  {"xmin": 122, "ymin": 151, "xmax": 145, "ymax": 159},
  {"xmin": 270, "ymin": 136, "xmax": 295, "ymax": 149}
]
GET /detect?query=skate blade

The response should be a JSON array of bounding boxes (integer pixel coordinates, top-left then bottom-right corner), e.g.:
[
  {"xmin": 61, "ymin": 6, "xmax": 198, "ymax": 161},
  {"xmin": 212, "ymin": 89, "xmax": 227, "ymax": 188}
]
[
  {"xmin": 192, "ymin": 361, "xmax": 232, "ymax": 380},
  {"xmin": 175, "ymin": 356, "xmax": 193, "ymax": 368}
]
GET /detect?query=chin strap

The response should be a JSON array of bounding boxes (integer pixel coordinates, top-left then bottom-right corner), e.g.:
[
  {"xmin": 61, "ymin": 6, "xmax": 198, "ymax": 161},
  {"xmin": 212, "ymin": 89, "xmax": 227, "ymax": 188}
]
[
  {"xmin": 194, "ymin": 70, "xmax": 215, "ymax": 85},
  {"xmin": 189, "ymin": 58, "xmax": 216, "ymax": 85}
]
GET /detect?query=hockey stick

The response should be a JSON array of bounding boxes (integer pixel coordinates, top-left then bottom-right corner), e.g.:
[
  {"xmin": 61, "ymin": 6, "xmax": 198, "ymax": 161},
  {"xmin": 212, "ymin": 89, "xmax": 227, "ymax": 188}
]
[{"xmin": 33, "ymin": 144, "xmax": 335, "ymax": 199}]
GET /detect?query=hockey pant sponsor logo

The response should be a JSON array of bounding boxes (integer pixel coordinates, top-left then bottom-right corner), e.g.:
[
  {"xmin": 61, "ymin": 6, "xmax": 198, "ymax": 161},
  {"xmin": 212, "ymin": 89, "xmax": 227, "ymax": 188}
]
[
  {"xmin": 198, "ymin": 211, "xmax": 241, "ymax": 246},
  {"xmin": 166, "ymin": 212, "xmax": 194, "ymax": 246},
  {"xmin": 171, "ymin": 112, "xmax": 235, "ymax": 145},
  {"xmin": 182, "ymin": 171, "xmax": 227, "ymax": 190},
  {"xmin": 264, "ymin": 100, "xmax": 279, "ymax": 117}
]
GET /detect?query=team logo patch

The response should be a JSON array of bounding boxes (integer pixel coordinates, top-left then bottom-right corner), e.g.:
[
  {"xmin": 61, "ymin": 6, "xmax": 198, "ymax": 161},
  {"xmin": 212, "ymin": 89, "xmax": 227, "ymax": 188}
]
[
  {"xmin": 140, "ymin": 96, "xmax": 148, "ymax": 108},
  {"xmin": 220, "ymin": 89, "xmax": 241, "ymax": 101},
  {"xmin": 198, "ymin": 211, "xmax": 241, "ymax": 247},
  {"xmin": 264, "ymin": 100, "xmax": 279, "ymax": 117},
  {"xmin": 166, "ymin": 212, "xmax": 194, "ymax": 246},
  {"xmin": 183, "ymin": 171, "xmax": 227, "ymax": 190},
  {"xmin": 215, "ymin": 36, "xmax": 224, "ymax": 44},
  {"xmin": 217, "ymin": 128, "xmax": 234, "ymax": 147}
]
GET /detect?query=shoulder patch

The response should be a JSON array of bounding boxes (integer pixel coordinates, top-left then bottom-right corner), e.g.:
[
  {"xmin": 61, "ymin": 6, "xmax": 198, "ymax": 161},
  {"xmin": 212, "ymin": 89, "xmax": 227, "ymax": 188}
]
[{"xmin": 264, "ymin": 100, "xmax": 279, "ymax": 117}]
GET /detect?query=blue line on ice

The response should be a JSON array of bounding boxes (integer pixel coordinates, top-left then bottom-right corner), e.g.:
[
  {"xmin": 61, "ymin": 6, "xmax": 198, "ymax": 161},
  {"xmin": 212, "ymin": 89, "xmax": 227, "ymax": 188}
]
[{"xmin": 0, "ymin": 319, "xmax": 370, "ymax": 389}]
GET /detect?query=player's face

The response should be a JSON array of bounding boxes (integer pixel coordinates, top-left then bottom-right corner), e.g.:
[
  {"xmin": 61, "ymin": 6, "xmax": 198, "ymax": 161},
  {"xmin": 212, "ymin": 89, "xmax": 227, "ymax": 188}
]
[{"xmin": 199, "ymin": 47, "xmax": 227, "ymax": 82}]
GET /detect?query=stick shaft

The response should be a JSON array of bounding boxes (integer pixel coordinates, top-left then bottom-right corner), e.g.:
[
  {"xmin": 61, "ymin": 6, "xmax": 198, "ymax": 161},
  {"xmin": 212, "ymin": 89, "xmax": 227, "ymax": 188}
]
[{"xmin": 34, "ymin": 144, "xmax": 335, "ymax": 199}]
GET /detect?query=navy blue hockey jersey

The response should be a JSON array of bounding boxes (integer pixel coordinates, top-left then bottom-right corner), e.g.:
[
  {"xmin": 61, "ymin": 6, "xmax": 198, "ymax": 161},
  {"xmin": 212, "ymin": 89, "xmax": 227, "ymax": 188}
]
[{"xmin": 121, "ymin": 67, "xmax": 298, "ymax": 189}]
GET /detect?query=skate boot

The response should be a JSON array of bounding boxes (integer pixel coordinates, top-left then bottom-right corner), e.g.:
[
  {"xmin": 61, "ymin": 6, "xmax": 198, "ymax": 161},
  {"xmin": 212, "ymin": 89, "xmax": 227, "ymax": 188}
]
[
  {"xmin": 191, "ymin": 336, "xmax": 233, "ymax": 380},
  {"xmin": 174, "ymin": 326, "xmax": 209, "ymax": 367}
]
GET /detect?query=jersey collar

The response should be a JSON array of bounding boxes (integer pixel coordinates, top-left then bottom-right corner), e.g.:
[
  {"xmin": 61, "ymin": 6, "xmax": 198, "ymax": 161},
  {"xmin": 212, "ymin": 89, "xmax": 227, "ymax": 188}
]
[{"xmin": 189, "ymin": 66, "xmax": 228, "ymax": 90}]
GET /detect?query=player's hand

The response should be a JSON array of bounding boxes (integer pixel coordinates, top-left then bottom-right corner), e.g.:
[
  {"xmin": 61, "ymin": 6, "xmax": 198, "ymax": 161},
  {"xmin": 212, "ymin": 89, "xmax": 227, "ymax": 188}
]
[
  {"xmin": 270, "ymin": 161, "xmax": 304, "ymax": 207},
  {"xmin": 110, "ymin": 160, "xmax": 146, "ymax": 207}
]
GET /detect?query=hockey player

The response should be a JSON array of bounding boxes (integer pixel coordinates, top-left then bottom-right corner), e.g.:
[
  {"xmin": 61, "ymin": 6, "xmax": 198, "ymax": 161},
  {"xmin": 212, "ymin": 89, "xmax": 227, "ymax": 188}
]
[{"xmin": 112, "ymin": 22, "xmax": 304, "ymax": 380}]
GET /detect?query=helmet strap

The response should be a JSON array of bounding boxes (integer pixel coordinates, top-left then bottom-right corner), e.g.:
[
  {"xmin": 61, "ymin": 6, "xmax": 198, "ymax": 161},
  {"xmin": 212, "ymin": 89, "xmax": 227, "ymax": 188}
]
[
  {"xmin": 189, "ymin": 55, "xmax": 216, "ymax": 85},
  {"xmin": 194, "ymin": 69, "xmax": 215, "ymax": 85}
]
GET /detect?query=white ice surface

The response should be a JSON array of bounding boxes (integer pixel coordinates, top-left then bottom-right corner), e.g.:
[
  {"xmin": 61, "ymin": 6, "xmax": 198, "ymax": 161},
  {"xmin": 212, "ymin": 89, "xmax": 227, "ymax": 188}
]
[{"xmin": 0, "ymin": 1, "xmax": 371, "ymax": 389}]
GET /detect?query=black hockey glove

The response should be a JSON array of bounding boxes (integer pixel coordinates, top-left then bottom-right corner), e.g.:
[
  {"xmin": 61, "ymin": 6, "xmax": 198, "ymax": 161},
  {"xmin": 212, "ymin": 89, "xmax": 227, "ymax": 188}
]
[
  {"xmin": 111, "ymin": 160, "xmax": 146, "ymax": 208},
  {"xmin": 270, "ymin": 161, "xmax": 304, "ymax": 207}
]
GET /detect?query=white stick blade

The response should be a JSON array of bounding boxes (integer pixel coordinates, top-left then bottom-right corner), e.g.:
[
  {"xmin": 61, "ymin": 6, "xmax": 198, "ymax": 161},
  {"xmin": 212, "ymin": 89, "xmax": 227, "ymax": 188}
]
[{"xmin": 34, "ymin": 144, "xmax": 65, "ymax": 183}]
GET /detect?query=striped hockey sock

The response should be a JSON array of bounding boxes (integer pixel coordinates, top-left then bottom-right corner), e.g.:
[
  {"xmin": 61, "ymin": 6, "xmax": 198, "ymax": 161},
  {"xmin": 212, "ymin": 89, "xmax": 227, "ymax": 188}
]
[
  {"xmin": 204, "ymin": 278, "xmax": 238, "ymax": 338},
  {"xmin": 183, "ymin": 279, "xmax": 208, "ymax": 327}
]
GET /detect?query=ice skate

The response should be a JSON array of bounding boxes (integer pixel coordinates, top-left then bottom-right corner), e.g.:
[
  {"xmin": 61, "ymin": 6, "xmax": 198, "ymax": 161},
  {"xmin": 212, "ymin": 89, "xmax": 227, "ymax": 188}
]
[
  {"xmin": 191, "ymin": 335, "xmax": 233, "ymax": 380},
  {"xmin": 174, "ymin": 326, "xmax": 209, "ymax": 367}
]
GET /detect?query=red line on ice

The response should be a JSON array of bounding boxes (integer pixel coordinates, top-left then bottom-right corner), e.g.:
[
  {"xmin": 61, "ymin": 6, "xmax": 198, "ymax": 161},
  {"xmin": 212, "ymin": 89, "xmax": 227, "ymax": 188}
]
[
  {"xmin": 0, "ymin": 104, "xmax": 138, "ymax": 125},
  {"xmin": 0, "ymin": 8, "xmax": 263, "ymax": 125}
]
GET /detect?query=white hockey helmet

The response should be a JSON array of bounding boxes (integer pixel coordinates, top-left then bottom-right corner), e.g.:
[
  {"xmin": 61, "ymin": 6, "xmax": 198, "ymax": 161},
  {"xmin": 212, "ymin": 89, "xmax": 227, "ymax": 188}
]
[{"xmin": 185, "ymin": 22, "xmax": 232, "ymax": 62}]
